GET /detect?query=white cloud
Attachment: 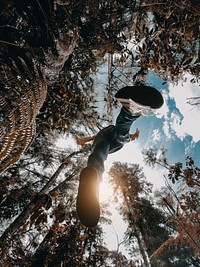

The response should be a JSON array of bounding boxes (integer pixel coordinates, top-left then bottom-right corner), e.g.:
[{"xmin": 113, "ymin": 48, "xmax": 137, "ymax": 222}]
[
  {"xmin": 151, "ymin": 128, "xmax": 161, "ymax": 142},
  {"xmin": 154, "ymin": 89, "xmax": 170, "ymax": 119},
  {"xmin": 163, "ymin": 120, "xmax": 172, "ymax": 140},
  {"xmin": 168, "ymin": 74, "xmax": 200, "ymax": 142}
]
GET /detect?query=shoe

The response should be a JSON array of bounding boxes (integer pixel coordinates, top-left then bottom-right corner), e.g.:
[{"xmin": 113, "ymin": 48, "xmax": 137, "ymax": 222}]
[
  {"xmin": 115, "ymin": 85, "xmax": 164, "ymax": 115},
  {"xmin": 76, "ymin": 167, "xmax": 100, "ymax": 227},
  {"xmin": 116, "ymin": 97, "xmax": 151, "ymax": 116}
]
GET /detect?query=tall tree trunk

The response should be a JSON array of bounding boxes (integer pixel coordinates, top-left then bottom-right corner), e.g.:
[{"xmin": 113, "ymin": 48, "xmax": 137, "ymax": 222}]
[
  {"xmin": 134, "ymin": 224, "xmax": 151, "ymax": 267},
  {"xmin": 123, "ymin": 193, "xmax": 151, "ymax": 267},
  {"xmin": 107, "ymin": 53, "xmax": 114, "ymax": 121},
  {"xmin": 0, "ymin": 149, "xmax": 84, "ymax": 260}
]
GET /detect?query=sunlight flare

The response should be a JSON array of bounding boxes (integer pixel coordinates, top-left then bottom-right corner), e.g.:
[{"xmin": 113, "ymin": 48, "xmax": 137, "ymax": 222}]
[{"xmin": 99, "ymin": 175, "xmax": 114, "ymax": 203}]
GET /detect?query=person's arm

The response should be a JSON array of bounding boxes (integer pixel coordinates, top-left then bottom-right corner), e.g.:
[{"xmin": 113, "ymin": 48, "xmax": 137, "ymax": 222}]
[
  {"xmin": 130, "ymin": 128, "xmax": 139, "ymax": 141},
  {"xmin": 76, "ymin": 135, "xmax": 96, "ymax": 147}
]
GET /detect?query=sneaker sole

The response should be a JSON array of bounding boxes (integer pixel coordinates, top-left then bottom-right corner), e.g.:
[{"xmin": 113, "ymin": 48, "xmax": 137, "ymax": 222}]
[
  {"xmin": 76, "ymin": 167, "xmax": 100, "ymax": 227},
  {"xmin": 115, "ymin": 86, "xmax": 164, "ymax": 109}
]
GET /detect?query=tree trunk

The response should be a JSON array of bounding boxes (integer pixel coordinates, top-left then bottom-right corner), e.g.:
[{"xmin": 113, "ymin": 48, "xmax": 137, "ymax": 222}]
[
  {"xmin": 134, "ymin": 224, "xmax": 152, "ymax": 267},
  {"xmin": 0, "ymin": 149, "xmax": 83, "ymax": 260},
  {"xmin": 107, "ymin": 53, "xmax": 114, "ymax": 121},
  {"xmin": 123, "ymin": 193, "xmax": 151, "ymax": 267}
]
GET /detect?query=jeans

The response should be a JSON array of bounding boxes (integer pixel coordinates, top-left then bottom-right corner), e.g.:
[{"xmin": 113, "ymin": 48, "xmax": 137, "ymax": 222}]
[{"xmin": 87, "ymin": 107, "xmax": 140, "ymax": 178}]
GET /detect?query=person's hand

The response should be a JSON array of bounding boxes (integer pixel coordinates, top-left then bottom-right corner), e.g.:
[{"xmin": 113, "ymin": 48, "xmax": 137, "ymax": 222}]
[
  {"xmin": 76, "ymin": 135, "xmax": 85, "ymax": 147},
  {"xmin": 130, "ymin": 128, "xmax": 140, "ymax": 141},
  {"xmin": 134, "ymin": 128, "xmax": 140, "ymax": 139}
]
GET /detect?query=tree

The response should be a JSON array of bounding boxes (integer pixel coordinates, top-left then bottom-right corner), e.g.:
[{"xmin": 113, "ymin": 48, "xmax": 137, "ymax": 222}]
[
  {"xmin": 0, "ymin": 142, "xmax": 116, "ymax": 266},
  {"xmin": 108, "ymin": 161, "xmax": 199, "ymax": 266},
  {"xmin": 1, "ymin": 1, "xmax": 200, "ymax": 265},
  {"xmin": 0, "ymin": 135, "xmax": 138, "ymax": 266},
  {"xmin": 0, "ymin": 0, "xmax": 138, "ymax": 173},
  {"xmin": 109, "ymin": 162, "xmax": 153, "ymax": 267},
  {"xmin": 0, "ymin": 45, "xmax": 48, "ymax": 175},
  {"xmin": 0, "ymin": 148, "xmax": 84, "ymax": 264},
  {"xmin": 1, "ymin": 0, "xmax": 199, "ymax": 174},
  {"xmin": 143, "ymin": 148, "xmax": 200, "ymax": 262},
  {"xmin": 126, "ymin": 0, "xmax": 200, "ymax": 83}
]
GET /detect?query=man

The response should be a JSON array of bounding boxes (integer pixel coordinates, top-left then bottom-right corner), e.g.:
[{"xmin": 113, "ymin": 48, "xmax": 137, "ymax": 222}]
[{"xmin": 76, "ymin": 85, "xmax": 164, "ymax": 227}]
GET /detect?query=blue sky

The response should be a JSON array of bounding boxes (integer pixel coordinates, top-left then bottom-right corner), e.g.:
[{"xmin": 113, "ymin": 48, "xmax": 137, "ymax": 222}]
[{"xmin": 147, "ymin": 71, "xmax": 200, "ymax": 165}]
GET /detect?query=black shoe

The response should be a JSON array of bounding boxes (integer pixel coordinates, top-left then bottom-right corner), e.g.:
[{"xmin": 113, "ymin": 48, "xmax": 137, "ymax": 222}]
[
  {"xmin": 76, "ymin": 167, "xmax": 100, "ymax": 227},
  {"xmin": 115, "ymin": 85, "xmax": 164, "ymax": 109}
]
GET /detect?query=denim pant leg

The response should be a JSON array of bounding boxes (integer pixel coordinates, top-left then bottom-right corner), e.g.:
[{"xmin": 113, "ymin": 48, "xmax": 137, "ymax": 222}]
[
  {"xmin": 114, "ymin": 107, "xmax": 140, "ymax": 143},
  {"xmin": 87, "ymin": 108, "xmax": 140, "ymax": 178},
  {"xmin": 87, "ymin": 137, "xmax": 111, "ymax": 179}
]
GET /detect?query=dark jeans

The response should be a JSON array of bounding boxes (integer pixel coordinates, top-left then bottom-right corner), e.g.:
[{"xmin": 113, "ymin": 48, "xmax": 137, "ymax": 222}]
[{"xmin": 87, "ymin": 107, "xmax": 140, "ymax": 178}]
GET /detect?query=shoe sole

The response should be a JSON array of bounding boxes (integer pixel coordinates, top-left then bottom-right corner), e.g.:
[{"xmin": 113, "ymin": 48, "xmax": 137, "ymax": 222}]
[
  {"xmin": 115, "ymin": 86, "xmax": 164, "ymax": 109},
  {"xmin": 76, "ymin": 167, "xmax": 100, "ymax": 227}
]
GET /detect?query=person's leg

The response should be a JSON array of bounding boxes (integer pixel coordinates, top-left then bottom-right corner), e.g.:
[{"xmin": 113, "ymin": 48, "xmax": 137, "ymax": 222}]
[
  {"xmin": 87, "ymin": 137, "xmax": 111, "ymax": 179},
  {"xmin": 85, "ymin": 108, "xmax": 139, "ymax": 175},
  {"xmin": 109, "ymin": 107, "xmax": 140, "ymax": 153},
  {"xmin": 77, "ymin": 86, "xmax": 164, "ymax": 227},
  {"xmin": 76, "ymin": 129, "xmax": 113, "ymax": 227},
  {"xmin": 77, "ymin": 109, "xmax": 140, "ymax": 228},
  {"xmin": 115, "ymin": 107, "xmax": 140, "ymax": 139}
]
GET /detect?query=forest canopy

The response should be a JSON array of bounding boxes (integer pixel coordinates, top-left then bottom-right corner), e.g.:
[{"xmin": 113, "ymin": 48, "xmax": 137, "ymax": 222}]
[{"xmin": 0, "ymin": 0, "xmax": 200, "ymax": 266}]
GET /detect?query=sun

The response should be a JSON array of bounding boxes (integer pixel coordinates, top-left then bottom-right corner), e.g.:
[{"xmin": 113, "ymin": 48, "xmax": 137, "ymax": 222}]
[{"xmin": 99, "ymin": 174, "xmax": 114, "ymax": 203}]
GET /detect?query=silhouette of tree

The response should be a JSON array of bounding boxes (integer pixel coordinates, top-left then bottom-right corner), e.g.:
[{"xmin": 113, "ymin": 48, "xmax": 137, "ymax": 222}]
[
  {"xmin": 0, "ymin": 0, "xmax": 138, "ymax": 173},
  {"xmin": 109, "ymin": 162, "xmax": 152, "ymax": 266},
  {"xmin": 1, "ymin": 0, "xmax": 199, "ymax": 173},
  {"xmin": 109, "ymin": 161, "xmax": 200, "ymax": 266},
  {"xmin": 143, "ymin": 148, "xmax": 200, "ymax": 262},
  {"xmin": 0, "ymin": 1, "xmax": 200, "ymax": 265}
]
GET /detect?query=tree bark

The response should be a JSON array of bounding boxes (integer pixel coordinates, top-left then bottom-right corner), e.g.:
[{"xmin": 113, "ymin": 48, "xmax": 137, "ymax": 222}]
[{"xmin": 134, "ymin": 224, "xmax": 152, "ymax": 267}]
